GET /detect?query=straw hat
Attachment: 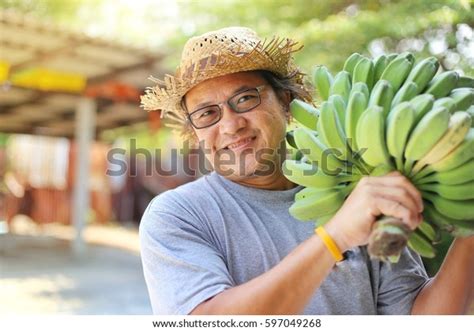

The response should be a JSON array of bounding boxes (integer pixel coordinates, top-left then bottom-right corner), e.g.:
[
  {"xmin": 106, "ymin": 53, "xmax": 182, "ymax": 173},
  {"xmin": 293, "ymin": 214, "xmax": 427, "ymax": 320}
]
[{"xmin": 140, "ymin": 27, "xmax": 306, "ymax": 132}]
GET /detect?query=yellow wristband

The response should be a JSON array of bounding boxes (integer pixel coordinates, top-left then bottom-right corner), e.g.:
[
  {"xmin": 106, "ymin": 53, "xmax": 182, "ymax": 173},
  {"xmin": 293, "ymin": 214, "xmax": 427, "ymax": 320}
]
[{"xmin": 315, "ymin": 226, "xmax": 344, "ymax": 262}]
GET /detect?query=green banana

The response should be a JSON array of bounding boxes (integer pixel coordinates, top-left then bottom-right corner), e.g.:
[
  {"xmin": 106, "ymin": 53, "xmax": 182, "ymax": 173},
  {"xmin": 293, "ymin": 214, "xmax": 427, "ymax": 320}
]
[
  {"xmin": 433, "ymin": 97, "xmax": 456, "ymax": 114},
  {"xmin": 317, "ymin": 101, "xmax": 351, "ymax": 162},
  {"xmin": 417, "ymin": 220, "xmax": 437, "ymax": 242},
  {"xmin": 290, "ymin": 99, "xmax": 319, "ymax": 130},
  {"xmin": 356, "ymin": 105, "xmax": 392, "ymax": 168},
  {"xmin": 415, "ymin": 159, "xmax": 474, "ymax": 185},
  {"xmin": 349, "ymin": 82, "xmax": 370, "ymax": 101},
  {"xmin": 295, "ymin": 186, "xmax": 327, "ymax": 201},
  {"xmin": 328, "ymin": 94, "xmax": 347, "ymax": 129},
  {"xmin": 422, "ymin": 191, "xmax": 474, "ymax": 221},
  {"xmin": 410, "ymin": 94, "xmax": 435, "ymax": 123},
  {"xmin": 456, "ymin": 76, "xmax": 474, "ymax": 89},
  {"xmin": 386, "ymin": 53, "xmax": 399, "ymax": 63},
  {"xmin": 373, "ymin": 54, "xmax": 389, "ymax": 81},
  {"xmin": 407, "ymin": 230, "xmax": 436, "ymax": 258},
  {"xmin": 386, "ymin": 102, "xmax": 416, "ymax": 171},
  {"xmin": 283, "ymin": 159, "xmax": 359, "ymax": 189},
  {"xmin": 404, "ymin": 56, "xmax": 439, "ymax": 93},
  {"xmin": 423, "ymin": 201, "xmax": 474, "ymax": 237},
  {"xmin": 329, "ymin": 71, "xmax": 352, "ymax": 103},
  {"xmin": 424, "ymin": 71, "xmax": 459, "ymax": 98},
  {"xmin": 419, "ymin": 181, "xmax": 474, "ymax": 200},
  {"xmin": 352, "ymin": 57, "xmax": 375, "ymax": 91},
  {"xmin": 449, "ymin": 87, "xmax": 474, "ymax": 112},
  {"xmin": 391, "ymin": 81, "xmax": 418, "ymax": 107},
  {"xmin": 293, "ymin": 127, "xmax": 346, "ymax": 175},
  {"xmin": 289, "ymin": 184, "xmax": 354, "ymax": 221},
  {"xmin": 411, "ymin": 111, "xmax": 472, "ymax": 174},
  {"xmin": 380, "ymin": 57, "xmax": 413, "ymax": 91},
  {"xmin": 403, "ymin": 106, "xmax": 450, "ymax": 174},
  {"xmin": 467, "ymin": 106, "xmax": 474, "ymax": 127},
  {"xmin": 416, "ymin": 128, "xmax": 474, "ymax": 177},
  {"xmin": 395, "ymin": 51, "xmax": 415, "ymax": 64},
  {"xmin": 312, "ymin": 65, "xmax": 333, "ymax": 101},
  {"xmin": 343, "ymin": 53, "xmax": 363, "ymax": 77},
  {"xmin": 345, "ymin": 91, "xmax": 368, "ymax": 152},
  {"xmin": 368, "ymin": 79, "xmax": 394, "ymax": 117}
]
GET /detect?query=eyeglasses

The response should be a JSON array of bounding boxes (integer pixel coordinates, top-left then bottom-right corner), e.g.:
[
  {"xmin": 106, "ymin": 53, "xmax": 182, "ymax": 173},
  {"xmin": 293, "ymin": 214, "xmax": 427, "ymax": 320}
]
[{"xmin": 186, "ymin": 85, "xmax": 266, "ymax": 129}]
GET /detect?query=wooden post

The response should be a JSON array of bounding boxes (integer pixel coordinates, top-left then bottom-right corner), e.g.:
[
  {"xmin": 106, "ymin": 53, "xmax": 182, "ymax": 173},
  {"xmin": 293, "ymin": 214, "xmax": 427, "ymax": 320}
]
[{"xmin": 72, "ymin": 97, "xmax": 96, "ymax": 256}]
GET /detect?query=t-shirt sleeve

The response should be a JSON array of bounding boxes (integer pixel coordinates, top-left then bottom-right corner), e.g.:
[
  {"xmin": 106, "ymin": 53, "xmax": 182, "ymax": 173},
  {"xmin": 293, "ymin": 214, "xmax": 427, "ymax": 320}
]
[
  {"xmin": 377, "ymin": 247, "xmax": 431, "ymax": 315},
  {"xmin": 139, "ymin": 192, "xmax": 234, "ymax": 315}
]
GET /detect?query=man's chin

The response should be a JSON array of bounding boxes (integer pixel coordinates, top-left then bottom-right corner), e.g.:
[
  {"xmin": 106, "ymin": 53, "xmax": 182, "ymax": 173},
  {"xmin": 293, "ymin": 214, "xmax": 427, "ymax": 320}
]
[
  {"xmin": 215, "ymin": 160, "xmax": 279, "ymax": 180},
  {"xmin": 214, "ymin": 164, "xmax": 258, "ymax": 180}
]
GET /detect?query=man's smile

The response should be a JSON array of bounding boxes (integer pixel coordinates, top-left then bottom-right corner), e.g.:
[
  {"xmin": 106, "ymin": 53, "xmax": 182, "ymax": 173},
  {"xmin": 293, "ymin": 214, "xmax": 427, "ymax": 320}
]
[{"xmin": 222, "ymin": 136, "xmax": 257, "ymax": 152}]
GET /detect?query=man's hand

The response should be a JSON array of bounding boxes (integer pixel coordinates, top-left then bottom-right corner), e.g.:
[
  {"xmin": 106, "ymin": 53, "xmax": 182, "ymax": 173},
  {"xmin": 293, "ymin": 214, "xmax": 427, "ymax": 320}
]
[{"xmin": 326, "ymin": 171, "xmax": 423, "ymax": 252}]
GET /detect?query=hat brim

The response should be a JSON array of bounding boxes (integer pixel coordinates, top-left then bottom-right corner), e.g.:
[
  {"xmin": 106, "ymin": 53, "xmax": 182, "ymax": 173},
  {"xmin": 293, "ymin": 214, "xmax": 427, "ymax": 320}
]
[{"xmin": 140, "ymin": 37, "xmax": 304, "ymax": 128}]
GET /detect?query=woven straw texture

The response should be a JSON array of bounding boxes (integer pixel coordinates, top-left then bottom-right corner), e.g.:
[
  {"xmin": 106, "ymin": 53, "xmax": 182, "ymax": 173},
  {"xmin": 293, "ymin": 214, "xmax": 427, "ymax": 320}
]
[{"xmin": 140, "ymin": 27, "xmax": 304, "ymax": 130}]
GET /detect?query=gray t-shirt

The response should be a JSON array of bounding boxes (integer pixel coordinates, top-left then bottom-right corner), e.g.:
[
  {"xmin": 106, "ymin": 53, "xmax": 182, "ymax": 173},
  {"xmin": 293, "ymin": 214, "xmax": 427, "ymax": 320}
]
[{"xmin": 140, "ymin": 171, "xmax": 429, "ymax": 315}]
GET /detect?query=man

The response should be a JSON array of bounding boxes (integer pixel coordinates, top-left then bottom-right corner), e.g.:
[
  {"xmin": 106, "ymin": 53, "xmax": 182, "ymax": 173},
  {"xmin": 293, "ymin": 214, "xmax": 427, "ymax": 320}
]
[{"xmin": 139, "ymin": 27, "xmax": 473, "ymax": 315}]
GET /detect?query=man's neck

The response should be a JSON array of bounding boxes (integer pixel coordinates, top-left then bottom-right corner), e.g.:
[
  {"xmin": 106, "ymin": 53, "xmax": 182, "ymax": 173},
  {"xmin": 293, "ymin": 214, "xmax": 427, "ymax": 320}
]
[{"xmin": 231, "ymin": 170, "xmax": 297, "ymax": 191}]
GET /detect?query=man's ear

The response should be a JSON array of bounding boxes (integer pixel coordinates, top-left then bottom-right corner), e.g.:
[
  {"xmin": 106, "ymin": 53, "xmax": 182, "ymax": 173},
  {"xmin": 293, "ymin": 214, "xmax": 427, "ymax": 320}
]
[
  {"xmin": 279, "ymin": 90, "xmax": 292, "ymax": 106},
  {"xmin": 278, "ymin": 90, "xmax": 292, "ymax": 123}
]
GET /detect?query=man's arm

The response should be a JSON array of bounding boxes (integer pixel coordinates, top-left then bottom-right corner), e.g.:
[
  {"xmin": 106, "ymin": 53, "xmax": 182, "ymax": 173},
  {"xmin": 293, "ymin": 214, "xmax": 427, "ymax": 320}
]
[
  {"xmin": 191, "ymin": 173, "xmax": 423, "ymax": 314},
  {"xmin": 191, "ymin": 227, "xmax": 338, "ymax": 314},
  {"xmin": 412, "ymin": 236, "xmax": 474, "ymax": 314}
]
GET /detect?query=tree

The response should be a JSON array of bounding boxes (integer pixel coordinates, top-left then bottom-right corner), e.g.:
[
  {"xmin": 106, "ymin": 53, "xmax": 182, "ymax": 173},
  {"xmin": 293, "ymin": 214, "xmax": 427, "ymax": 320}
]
[{"xmin": 172, "ymin": 0, "xmax": 474, "ymax": 76}]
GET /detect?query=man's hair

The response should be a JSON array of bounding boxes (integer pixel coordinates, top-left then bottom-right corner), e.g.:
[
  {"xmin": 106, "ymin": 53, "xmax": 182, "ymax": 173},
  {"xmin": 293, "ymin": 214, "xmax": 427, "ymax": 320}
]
[
  {"xmin": 180, "ymin": 70, "xmax": 313, "ymax": 143},
  {"xmin": 257, "ymin": 70, "xmax": 312, "ymax": 105}
]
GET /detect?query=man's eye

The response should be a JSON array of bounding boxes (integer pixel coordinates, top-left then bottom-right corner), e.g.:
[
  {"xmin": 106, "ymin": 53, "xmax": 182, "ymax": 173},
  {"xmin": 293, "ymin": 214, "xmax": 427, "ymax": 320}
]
[
  {"xmin": 199, "ymin": 109, "xmax": 217, "ymax": 118},
  {"xmin": 237, "ymin": 94, "xmax": 257, "ymax": 104}
]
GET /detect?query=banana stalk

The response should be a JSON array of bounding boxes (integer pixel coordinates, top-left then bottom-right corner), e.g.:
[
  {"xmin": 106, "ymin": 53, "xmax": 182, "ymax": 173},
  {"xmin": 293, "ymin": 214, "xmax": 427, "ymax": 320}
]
[{"xmin": 367, "ymin": 216, "xmax": 412, "ymax": 262}]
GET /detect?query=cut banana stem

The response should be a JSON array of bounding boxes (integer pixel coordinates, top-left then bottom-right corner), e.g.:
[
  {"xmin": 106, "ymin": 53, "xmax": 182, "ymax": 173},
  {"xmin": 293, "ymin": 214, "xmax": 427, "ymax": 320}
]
[{"xmin": 367, "ymin": 216, "xmax": 411, "ymax": 262}]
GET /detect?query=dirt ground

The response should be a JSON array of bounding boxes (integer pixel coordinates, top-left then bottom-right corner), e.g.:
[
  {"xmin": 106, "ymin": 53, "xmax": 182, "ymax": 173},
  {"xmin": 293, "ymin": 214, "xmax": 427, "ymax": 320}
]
[
  {"xmin": 1, "ymin": 217, "xmax": 472, "ymax": 315},
  {"xmin": 0, "ymin": 217, "xmax": 152, "ymax": 314}
]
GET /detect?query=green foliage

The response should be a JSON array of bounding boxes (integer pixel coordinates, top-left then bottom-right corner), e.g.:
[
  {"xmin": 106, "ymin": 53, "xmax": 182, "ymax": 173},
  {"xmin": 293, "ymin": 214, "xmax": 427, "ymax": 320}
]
[
  {"xmin": 2, "ymin": 0, "xmax": 472, "ymax": 77},
  {"xmin": 170, "ymin": 0, "xmax": 474, "ymax": 77},
  {"xmin": 422, "ymin": 232, "xmax": 454, "ymax": 277},
  {"xmin": 0, "ymin": 0, "xmax": 92, "ymax": 21}
]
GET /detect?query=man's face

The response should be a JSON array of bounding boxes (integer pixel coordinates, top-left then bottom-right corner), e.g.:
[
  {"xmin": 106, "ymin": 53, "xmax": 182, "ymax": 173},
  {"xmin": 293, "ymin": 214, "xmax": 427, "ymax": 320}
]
[{"xmin": 184, "ymin": 71, "xmax": 289, "ymax": 181}]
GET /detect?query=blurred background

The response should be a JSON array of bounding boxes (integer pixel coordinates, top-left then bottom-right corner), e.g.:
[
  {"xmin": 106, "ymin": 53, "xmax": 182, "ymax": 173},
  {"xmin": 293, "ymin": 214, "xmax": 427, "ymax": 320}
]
[{"xmin": 0, "ymin": 0, "xmax": 473, "ymax": 314}]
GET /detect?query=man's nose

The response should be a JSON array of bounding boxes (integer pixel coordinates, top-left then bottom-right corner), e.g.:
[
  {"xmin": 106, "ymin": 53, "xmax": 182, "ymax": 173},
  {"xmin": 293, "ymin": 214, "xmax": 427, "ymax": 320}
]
[{"xmin": 218, "ymin": 104, "xmax": 247, "ymax": 135}]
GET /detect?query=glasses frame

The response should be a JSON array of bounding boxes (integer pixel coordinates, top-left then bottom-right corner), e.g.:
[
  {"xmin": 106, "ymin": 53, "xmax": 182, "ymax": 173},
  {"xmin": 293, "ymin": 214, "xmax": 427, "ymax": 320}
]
[{"xmin": 186, "ymin": 85, "xmax": 266, "ymax": 129}]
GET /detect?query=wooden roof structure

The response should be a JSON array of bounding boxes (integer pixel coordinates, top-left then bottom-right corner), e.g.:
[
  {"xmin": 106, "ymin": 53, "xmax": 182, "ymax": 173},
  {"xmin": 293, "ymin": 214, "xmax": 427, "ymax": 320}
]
[
  {"xmin": 0, "ymin": 10, "xmax": 172, "ymax": 255},
  {"xmin": 0, "ymin": 9, "xmax": 167, "ymax": 137}
]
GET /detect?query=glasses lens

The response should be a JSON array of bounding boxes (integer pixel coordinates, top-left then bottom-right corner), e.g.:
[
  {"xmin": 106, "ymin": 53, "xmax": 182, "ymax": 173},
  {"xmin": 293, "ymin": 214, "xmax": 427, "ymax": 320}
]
[
  {"xmin": 190, "ymin": 105, "xmax": 221, "ymax": 128},
  {"xmin": 230, "ymin": 89, "xmax": 261, "ymax": 112}
]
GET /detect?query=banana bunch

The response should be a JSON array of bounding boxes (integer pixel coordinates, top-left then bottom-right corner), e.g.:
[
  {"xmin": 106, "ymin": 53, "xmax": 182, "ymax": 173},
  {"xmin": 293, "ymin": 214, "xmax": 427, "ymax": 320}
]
[{"xmin": 286, "ymin": 52, "xmax": 474, "ymax": 262}]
